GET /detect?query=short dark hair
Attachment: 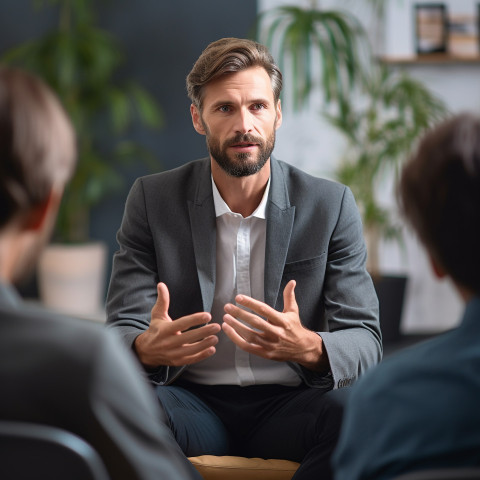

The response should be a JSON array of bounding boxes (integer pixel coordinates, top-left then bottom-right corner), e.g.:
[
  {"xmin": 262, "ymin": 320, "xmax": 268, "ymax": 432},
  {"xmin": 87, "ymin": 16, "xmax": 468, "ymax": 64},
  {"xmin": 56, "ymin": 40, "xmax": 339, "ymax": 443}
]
[
  {"xmin": 398, "ymin": 113, "xmax": 480, "ymax": 293},
  {"xmin": 186, "ymin": 37, "xmax": 283, "ymax": 109},
  {"xmin": 0, "ymin": 67, "xmax": 76, "ymax": 229}
]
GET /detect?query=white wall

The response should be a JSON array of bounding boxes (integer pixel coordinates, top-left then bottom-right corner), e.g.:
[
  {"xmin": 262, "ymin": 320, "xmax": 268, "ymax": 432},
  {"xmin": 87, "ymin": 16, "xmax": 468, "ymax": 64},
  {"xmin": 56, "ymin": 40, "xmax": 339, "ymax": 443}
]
[{"xmin": 258, "ymin": 0, "xmax": 480, "ymax": 332}]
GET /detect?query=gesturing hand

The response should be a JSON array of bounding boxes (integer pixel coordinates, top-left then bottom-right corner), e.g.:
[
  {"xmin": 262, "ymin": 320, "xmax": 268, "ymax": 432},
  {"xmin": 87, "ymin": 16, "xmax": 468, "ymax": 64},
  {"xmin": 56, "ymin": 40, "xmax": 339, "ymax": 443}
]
[
  {"xmin": 222, "ymin": 280, "xmax": 329, "ymax": 372},
  {"xmin": 134, "ymin": 282, "xmax": 221, "ymax": 368}
]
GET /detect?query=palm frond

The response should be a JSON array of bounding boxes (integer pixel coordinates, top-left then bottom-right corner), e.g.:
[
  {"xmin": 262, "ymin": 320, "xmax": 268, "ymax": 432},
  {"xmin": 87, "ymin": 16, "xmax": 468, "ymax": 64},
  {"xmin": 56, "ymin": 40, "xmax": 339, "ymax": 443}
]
[{"xmin": 257, "ymin": 6, "xmax": 369, "ymax": 110}]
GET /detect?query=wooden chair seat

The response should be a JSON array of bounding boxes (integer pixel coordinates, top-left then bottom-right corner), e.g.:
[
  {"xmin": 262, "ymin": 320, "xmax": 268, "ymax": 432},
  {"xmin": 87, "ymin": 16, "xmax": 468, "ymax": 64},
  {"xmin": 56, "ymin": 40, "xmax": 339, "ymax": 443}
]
[{"xmin": 189, "ymin": 455, "xmax": 300, "ymax": 480}]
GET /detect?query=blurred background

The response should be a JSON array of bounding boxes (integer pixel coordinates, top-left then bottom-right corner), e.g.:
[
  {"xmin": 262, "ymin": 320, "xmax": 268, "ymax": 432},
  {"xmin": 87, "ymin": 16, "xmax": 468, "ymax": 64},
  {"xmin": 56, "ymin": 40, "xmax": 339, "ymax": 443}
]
[{"xmin": 1, "ymin": 0, "xmax": 479, "ymax": 340}]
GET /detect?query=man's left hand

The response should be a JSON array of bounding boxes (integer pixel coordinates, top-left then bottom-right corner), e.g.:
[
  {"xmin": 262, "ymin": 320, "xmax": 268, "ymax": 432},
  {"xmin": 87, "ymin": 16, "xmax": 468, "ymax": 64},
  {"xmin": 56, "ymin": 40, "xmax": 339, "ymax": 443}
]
[{"xmin": 222, "ymin": 280, "xmax": 330, "ymax": 373}]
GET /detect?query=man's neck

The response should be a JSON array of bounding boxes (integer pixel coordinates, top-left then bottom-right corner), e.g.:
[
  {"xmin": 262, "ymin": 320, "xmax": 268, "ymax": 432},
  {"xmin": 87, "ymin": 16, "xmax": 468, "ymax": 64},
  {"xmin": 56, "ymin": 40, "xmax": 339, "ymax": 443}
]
[
  {"xmin": 0, "ymin": 230, "xmax": 20, "ymax": 283},
  {"xmin": 211, "ymin": 158, "xmax": 271, "ymax": 217}
]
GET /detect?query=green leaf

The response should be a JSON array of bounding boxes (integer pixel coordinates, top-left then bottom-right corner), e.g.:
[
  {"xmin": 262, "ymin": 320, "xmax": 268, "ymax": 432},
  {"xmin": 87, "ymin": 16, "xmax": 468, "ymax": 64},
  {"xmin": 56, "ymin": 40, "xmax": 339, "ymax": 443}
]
[
  {"xmin": 257, "ymin": 5, "xmax": 368, "ymax": 110},
  {"xmin": 108, "ymin": 87, "xmax": 131, "ymax": 133},
  {"xmin": 128, "ymin": 83, "xmax": 164, "ymax": 129}
]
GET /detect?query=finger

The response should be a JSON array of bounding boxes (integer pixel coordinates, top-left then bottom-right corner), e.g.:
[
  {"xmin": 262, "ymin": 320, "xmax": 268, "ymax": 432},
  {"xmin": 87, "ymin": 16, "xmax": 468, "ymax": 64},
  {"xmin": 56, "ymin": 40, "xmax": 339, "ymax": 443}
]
[
  {"xmin": 224, "ymin": 303, "xmax": 272, "ymax": 331},
  {"xmin": 176, "ymin": 334, "xmax": 219, "ymax": 357},
  {"xmin": 283, "ymin": 279, "xmax": 299, "ymax": 314},
  {"xmin": 179, "ymin": 321, "xmax": 221, "ymax": 344},
  {"xmin": 180, "ymin": 347, "xmax": 217, "ymax": 366},
  {"xmin": 164, "ymin": 312, "xmax": 214, "ymax": 336},
  {"xmin": 233, "ymin": 294, "xmax": 279, "ymax": 324},
  {"xmin": 223, "ymin": 313, "xmax": 269, "ymax": 344},
  {"xmin": 151, "ymin": 282, "xmax": 170, "ymax": 320},
  {"xmin": 165, "ymin": 336, "xmax": 220, "ymax": 366},
  {"xmin": 222, "ymin": 321, "xmax": 265, "ymax": 355}
]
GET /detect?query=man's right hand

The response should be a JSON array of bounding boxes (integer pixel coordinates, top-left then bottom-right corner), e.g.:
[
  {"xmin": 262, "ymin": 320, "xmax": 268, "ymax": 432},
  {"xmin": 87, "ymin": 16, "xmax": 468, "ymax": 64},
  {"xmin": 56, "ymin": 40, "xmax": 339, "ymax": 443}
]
[{"xmin": 133, "ymin": 282, "xmax": 221, "ymax": 368}]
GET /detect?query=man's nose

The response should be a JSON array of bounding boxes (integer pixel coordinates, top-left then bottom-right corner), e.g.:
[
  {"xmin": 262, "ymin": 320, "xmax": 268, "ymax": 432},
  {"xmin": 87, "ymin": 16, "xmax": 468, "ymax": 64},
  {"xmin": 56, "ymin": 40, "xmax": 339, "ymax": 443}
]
[{"xmin": 234, "ymin": 108, "xmax": 253, "ymax": 134}]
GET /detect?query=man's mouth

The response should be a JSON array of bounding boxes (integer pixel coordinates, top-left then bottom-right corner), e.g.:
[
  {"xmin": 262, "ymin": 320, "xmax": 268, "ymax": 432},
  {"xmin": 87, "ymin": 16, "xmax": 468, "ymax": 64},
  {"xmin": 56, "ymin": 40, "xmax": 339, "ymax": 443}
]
[
  {"xmin": 227, "ymin": 134, "xmax": 262, "ymax": 150},
  {"xmin": 231, "ymin": 142, "xmax": 258, "ymax": 149}
]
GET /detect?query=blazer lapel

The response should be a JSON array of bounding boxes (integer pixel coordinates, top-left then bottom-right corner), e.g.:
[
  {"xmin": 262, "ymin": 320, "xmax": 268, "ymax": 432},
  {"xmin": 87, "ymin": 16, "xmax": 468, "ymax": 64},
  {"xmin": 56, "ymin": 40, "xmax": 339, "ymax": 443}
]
[
  {"xmin": 265, "ymin": 158, "xmax": 295, "ymax": 308},
  {"xmin": 188, "ymin": 160, "xmax": 217, "ymax": 313}
]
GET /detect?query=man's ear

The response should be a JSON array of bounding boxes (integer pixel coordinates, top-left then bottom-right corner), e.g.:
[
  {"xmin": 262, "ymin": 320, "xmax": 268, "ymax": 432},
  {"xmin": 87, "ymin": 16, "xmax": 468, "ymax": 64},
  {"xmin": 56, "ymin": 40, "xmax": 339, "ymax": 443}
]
[
  {"xmin": 22, "ymin": 187, "xmax": 62, "ymax": 233},
  {"xmin": 275, "ymin": 99, "xmax": 282, "ymax": 130},
  {"xmin": 428, "ymin": 253, "xmax": 447, "ymax": 280},
  {"xmin": 190, "ymin": 104, "xmax": 206, "ymax": 135}
]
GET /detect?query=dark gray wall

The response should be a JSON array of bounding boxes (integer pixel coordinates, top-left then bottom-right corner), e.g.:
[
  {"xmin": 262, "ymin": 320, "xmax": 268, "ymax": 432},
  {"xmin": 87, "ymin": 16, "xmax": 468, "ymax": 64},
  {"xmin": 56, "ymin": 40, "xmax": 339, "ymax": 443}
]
[{"xmin": 0, "ymin": 0, "xmax": 257, "ymax": 297}]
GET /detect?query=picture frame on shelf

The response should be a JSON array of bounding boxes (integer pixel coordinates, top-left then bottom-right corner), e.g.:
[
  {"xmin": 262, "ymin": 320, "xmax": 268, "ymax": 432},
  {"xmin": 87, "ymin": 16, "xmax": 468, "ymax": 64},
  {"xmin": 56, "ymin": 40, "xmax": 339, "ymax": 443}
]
[
  {"xmin": 415, "ymin": 3, "xmax": 448, "ymax": 54},
  {"xmin": 448, "ymin": 12, "xmax": 478, "ymax": 58}
]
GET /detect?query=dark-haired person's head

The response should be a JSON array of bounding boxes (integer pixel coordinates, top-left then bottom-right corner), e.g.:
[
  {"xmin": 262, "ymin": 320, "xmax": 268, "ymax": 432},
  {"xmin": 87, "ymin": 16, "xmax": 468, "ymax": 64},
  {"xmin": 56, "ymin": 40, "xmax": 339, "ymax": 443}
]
[
  {"xmin": 398, "ymin": 113, "xmax": 480, "ymax": 297},
  {"xmin": 0, "ymin": 67, "xmax": 76, "ymax": 284}
]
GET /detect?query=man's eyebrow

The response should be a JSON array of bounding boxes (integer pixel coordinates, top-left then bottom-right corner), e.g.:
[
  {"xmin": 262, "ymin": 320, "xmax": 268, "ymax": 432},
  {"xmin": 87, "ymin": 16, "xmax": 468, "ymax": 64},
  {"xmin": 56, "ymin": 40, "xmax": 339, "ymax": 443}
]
[
  {"xmin": 249, "ymin": 98, "xmax": 271, "ymax": 105},
  {"xmin": 210, "ymin": 98, "xmax": 272, "ymax": 109},
  {"xmin": 210, "ymin": 100, "xmax": 233, "ymax": 109}
]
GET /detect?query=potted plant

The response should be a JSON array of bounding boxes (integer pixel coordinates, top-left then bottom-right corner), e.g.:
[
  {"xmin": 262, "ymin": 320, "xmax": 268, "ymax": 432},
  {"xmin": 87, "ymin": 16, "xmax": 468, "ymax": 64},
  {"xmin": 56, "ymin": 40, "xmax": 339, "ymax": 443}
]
[
  {"xmin": 1, "ymin": 0, "xmax": 163, "ymax": 317},
  {"xmin": 257, "ymin": 1, "xmax": 447, "ymax": 342},
  {"xmin": 325, "ymin": 64, "xmax": 447, "ymax": 341},
  {"xmin": 325, "ymin": 64, "xmax": 447, "ymax": 276}
]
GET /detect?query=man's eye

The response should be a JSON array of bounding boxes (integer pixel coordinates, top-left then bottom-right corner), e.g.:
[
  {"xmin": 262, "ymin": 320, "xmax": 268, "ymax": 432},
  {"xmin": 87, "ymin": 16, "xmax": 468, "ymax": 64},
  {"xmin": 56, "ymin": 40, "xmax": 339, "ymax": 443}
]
[
  {"xmin": 252, "ymin": 103, "xmax": 266, "ymax": 110},
  {"xmin": 219, "ymin": 105, "xmax": 231, "ymax": 113}
]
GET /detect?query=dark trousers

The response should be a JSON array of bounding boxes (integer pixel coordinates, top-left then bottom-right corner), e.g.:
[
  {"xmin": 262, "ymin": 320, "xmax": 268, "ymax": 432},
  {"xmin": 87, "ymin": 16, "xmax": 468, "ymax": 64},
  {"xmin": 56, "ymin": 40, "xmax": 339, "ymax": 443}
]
[{"xmin": 155, "ymin": 380, "xmax": 349, "ymax": 480}]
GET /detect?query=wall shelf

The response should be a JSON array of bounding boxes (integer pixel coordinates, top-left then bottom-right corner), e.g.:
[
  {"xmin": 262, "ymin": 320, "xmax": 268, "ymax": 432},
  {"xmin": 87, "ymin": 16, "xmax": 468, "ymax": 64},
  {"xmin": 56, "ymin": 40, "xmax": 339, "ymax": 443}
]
[{"xmin": 380, "ymin": 54, "xmax": 480, "ymax": 65}]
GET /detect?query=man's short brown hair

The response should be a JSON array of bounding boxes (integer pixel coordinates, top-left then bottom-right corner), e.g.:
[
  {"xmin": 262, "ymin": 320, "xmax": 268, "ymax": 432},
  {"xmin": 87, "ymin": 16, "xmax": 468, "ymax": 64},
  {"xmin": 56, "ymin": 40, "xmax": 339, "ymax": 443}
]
[
  {"xmin": 398, "ymin": 113, "xmax": 480, "ymax": 293},
  {"xmin": 0, "ymin": 67, "xmax": 76, "ymax": 229},
  {"xmin": 186, "ymin": 37, "xmax": 283, "ymax": 110}
]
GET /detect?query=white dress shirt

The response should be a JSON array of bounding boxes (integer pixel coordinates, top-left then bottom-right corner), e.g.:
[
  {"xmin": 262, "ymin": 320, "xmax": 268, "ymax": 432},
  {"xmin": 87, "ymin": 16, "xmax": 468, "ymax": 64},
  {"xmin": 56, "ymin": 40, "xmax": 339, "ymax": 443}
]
[{"xmin": 181, "ymin": 176, "xmax": 301, "ymax": 386}]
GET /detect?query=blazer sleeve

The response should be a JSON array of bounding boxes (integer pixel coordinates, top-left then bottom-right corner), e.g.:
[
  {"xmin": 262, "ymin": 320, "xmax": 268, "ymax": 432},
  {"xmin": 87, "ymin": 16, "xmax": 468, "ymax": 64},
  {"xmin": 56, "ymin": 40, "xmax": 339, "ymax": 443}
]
[
  {"xmin": 105, "ymin": 178, "xmax": 179, "ymax": 385},
  {"xmin": 305, "ymin": 187, "xmax": 382, "ymax": 389},
  {"xmin": 106, "ymin": 178, "xmax": 158, "ymax": 346}
]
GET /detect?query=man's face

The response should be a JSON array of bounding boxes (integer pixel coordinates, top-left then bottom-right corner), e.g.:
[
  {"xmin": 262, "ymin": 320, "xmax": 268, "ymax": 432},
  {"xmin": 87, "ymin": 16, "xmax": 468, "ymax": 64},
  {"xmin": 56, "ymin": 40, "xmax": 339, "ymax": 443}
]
[{"xmin": 191, "ymin": 66, "xmax": 282, "ymax": 177}]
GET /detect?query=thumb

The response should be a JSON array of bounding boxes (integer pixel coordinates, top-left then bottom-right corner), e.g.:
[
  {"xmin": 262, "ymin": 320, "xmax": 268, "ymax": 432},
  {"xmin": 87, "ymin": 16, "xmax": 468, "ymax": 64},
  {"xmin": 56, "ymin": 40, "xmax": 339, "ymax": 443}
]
[
  {"xmin": 283, "ymin": 280, "xmax": 298, "ymax": 314},
  {"xmin": 151, "ymin": 282, "xmax": 170, "ymax": 321}
]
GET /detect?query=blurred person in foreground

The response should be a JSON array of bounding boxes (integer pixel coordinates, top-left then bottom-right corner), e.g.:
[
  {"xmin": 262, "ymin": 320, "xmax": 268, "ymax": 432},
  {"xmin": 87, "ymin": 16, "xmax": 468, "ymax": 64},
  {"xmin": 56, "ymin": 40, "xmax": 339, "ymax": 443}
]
[
  {"xmin": 107, "ymin": 37, "xmax": 382, "ymax": 479},
  {"xmin": 0, "ymin": 66, "xmax": 201, "ymax": 480},
  {"xmin": 333, "ymin": 112, "xmax": 480, "ymax": 479}
]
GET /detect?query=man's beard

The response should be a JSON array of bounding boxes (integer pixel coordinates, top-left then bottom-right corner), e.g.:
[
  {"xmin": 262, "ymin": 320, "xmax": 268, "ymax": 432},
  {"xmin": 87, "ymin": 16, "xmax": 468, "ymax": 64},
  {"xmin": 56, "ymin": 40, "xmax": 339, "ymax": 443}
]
[{"xmin": 206, "ymin": 130, "xmax": 276, "ymax": 178}]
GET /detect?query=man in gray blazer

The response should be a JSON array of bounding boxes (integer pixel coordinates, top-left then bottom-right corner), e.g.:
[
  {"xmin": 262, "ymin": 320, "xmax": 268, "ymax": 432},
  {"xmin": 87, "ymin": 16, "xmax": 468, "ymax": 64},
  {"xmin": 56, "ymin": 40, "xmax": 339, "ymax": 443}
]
[
  {"xmin": 0, "ymin": 67, "xmax": 201, "ymax": 479},
  {"xmin": 107, "ymin": 37, "xmax": 381, "ymax": 479}
]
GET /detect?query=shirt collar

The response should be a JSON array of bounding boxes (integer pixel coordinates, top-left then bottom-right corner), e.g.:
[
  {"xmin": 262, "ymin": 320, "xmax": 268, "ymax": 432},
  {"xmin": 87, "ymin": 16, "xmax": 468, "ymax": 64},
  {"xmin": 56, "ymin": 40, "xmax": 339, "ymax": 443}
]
[{"xmin": 211, "ymin": 175, "xmax": 271, "ymax": 219}]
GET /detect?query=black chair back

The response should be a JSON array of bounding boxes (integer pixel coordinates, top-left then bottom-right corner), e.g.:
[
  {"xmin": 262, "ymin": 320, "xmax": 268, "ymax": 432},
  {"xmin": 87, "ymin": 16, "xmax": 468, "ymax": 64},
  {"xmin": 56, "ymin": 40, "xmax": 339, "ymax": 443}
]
[{"xmin": 0, "ymin": 421, "xmax": 109, "ymax": 480}]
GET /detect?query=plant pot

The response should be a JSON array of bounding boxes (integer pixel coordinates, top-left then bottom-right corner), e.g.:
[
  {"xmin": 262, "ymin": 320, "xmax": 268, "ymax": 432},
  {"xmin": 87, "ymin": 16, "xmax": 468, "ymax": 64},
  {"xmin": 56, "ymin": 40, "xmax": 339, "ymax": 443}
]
[
  {"xmin": 373, "ymin": 274, "xmax": 408, "ymax": 345},
  {"xmin": 37, "ymin": 242, "xmax": 107, "ymax": 319}
]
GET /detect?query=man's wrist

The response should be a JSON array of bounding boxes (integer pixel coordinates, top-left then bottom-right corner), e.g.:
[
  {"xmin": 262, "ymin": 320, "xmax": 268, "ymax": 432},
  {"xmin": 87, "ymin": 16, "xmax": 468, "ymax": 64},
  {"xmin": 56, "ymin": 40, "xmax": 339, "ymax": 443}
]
[
  {"xmin": 133, "ymin": 332, "xmax": 157, "ymax": 368},
  {"xmin": 298, "ymin": 331, "xmax": 330, "ymax": 373}
]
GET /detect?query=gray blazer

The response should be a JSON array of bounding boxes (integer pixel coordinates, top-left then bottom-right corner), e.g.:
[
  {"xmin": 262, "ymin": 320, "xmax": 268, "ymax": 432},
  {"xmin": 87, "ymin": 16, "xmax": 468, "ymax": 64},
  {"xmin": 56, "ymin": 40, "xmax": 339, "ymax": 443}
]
[
  {"xmin": 0, "ymin": 283, "xmax": 201, "ymax": 480},
  {"xmin": 106, "ymin": 157, "xmax": 382, "ymax": 390}
]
